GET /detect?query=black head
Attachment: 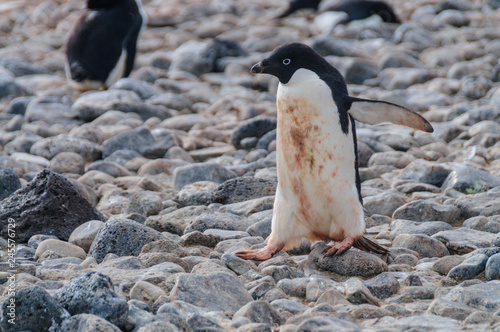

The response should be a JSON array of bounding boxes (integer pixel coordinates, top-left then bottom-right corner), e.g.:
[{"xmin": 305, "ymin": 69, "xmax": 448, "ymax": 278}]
[
  {"xmin": 369, "ymin": 1, "xmax": 400, "ymax": 23},
  {"xmin": 251, "ymin": 43, "xmax": 336, "ymax": 84},
  {"xmin": 278, "ymin": 0, "xmax": 322, "ymax": 18}
]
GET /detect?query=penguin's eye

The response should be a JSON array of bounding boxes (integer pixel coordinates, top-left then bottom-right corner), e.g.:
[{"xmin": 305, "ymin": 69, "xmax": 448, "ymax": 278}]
[{"xmin": 283, "ymin": 58, "xmax": 291, "ymax": 65}]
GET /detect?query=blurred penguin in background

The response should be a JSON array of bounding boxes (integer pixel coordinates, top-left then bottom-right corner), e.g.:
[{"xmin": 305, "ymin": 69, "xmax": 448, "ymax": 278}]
[
  {"xmin": 278, "ymin": 0, "xmax": 400, "ymax": 24},
  {"xmin": 66, "ymin": 0, "xmax": 146, "ymax": 91}
]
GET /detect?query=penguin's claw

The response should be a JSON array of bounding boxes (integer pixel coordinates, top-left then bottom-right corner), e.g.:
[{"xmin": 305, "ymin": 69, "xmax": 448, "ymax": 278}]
[
  {"xmin": 235, "ymin": 243, "xmax": 285, "ymax": 261},
  {"xmin": 322, "ymin": 237, "xmax": 356, "ymax": 256}
]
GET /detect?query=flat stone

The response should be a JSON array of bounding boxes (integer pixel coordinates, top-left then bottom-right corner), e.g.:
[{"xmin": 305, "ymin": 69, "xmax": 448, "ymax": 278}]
[
  {"xmin": 457, "ymin": 281, "xmax": 500, "ymax": 312},
  {"xmin": 427, "ymin": 298, "xmax": 475, "ymax": 321},
  {"xmin": 390, "ymin": 219, "xmax": 453, "ymax": 237},
  {"xmin": 441, "ymin": 164, "xmax": 500, "ymax": 194},
  {"xmin": 433, "ymin": 228, "xmax": 496, "ymax": 254},
  {"xmin": 212, "ymin": 177, "xmax": 277, "ymax": 205},
  {"xmin": 454, "ymin": 188, "xmax": 500, "ymax": 218},
  {"xmin": 170, "ymin": 272, "xmax": 253, "ymax": 315},
  {"xmin": 30, "ymin": 135, "xmax": 101, "ymax": 162},
  {"xmin": 184, "ymin": 212, "xmax": 251, "ymax": 234},
  {"xmin": 400, "ymin": 160, "xmax": 451, "ymax": 186},
  {"xmin": 389, "ymin": 314, "xmax": 460, "ymax": 330},
  {"xmin": 309, "ymin": 243, "xmax": 388, "ymax": 278},
  {"xmin": 392, "ymin": 199, "xmax": 461, "ymax": 224},
  {"xmin": 392, "ymin": 234, "xmax": 449, "ymax": 258},
  {"xmin": 173, "ymin": 162, "xmax": 237, "ymax": 190}
]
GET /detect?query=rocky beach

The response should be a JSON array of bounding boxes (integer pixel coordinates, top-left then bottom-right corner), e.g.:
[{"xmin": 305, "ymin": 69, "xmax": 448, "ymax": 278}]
[{"xmin": 1, "ymin": 0, "xmax": 500, "ymax": 331}]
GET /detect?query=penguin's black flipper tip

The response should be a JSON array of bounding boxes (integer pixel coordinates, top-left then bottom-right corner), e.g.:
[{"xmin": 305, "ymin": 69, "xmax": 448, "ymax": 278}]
[{"xmin": 353, "ymin": 236, "xmax": 389, "ymax": 255}]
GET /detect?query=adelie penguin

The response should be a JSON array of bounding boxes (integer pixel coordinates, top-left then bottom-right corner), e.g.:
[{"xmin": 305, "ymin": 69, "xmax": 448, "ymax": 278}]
[
  {"xmin": 278, "ymin": 0, "xmax": 400, "ymax": 24},
  {"xmin": 236, "ymin": 43, "xmax": 433, "ymax": 261},
  {"xmin": 65, "ymin": 0, "xmax": 146, "ymax": 90}
]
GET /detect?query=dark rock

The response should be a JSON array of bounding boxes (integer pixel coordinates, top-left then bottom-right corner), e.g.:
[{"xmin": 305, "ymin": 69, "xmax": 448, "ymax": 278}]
[
  {"xmin": 345, "ymin": 277, "xmax": 381, "ymax": 305},
  {"xmin": 0, "ymin": 78, "xmax": 33, "ymax": 100},
  {"xmin": 247, "ymin": 276, "xmax": 276, "ymax": 300},
  {"xmin": 454, "ymin": 188, "xmax": 500, "ymax": 218},
  {"xmin": 457, "ymin": 281, "xmax": 500, "ymax": 312},
  {"xmin": 0, "ymin": 168, "xmax": 21, "ymax": 200},
  {"xmin": 0, "ymin": 286, "xmax": 69, "ymax": 332},
  {"xmin": 345, "ymin": 59, "xmax": 378, "ymax": 84},
  {"xmin": 309, "ymin": 243, "xmax": 388, "ymax": 278},
  {"xmin": 441, "ymin": 165, "xmax": 500, "ymax": 194},
  {"xmin": 187, "ymin": 315, "xmax": 223, "ymax": 331},
  {"xmin": 212, "ymin": 177, "xmax": 277, "ymax": 204},
  {"xmin": 363, "ymin": 272, "xmax": 400, "ymax": 299},
  {"xmin": 262, "ymin": 265, "xmax": 305, "ymax": 282},
  {"xmin": 105, "ymin": 149, "xmax": 142, "ymax": 166},
  {"xmin": 231, "ymin": 116, "xmax": 277, "ymax": 150},
  {"xmin": 400, "ymin": 160, "xmax": 451, "ymax": 186},
  {"xmin": 0, "ymin": 169, "xmax": 105, "ymax": 242},
  {"xmin": 56, "ymin": 272, "xmax": 128, "ymax": 327},
  {"xmin": 233, "ymin": 300, "xmax": 285, "ymax": 326},
  {"xmin": 5, "ymin": 96, "xmax": 34, "ymax": 115},
  {"xmin": 222, "ymin": 253, "xmax": 257, "ymax": 275},
  {"xmin": 88, "ymin": 218, "xmax": 164, "ymax": 263},
  {"xmin": 170, "ymin": 272, "xmax": 253, "ymax": 315},
  {"xmin": 256, "ymin": 129, "xmax": 277, "ymax": 150},
  {"xmin": 173, "ymin": 162, "xmax": 237, "ymax": 190},
  {"xmin": 0, "ymin": 57, "xmax": 48, "ymax": 76},
  {"xmin": 60, "ymin": 313, "xmax": 121, "ymax": 332},
  {"xmin": 485, "ymin": 253, "xmax": 500, "ymax": 280},
  {"xmin": 392, "ymin": 200, "xmax": 461, "ymax": 224},
  {"xmin": 392, "ymin": 234, "xmax": 449, "ymax": 258},
  {"xmin": 127, "ymin": 191, "xmax": 163, "ymax": 217},
  {"xmin": 448, "ymin": 254, "xmax": 488, "ymax": 280},
  {"xmin": 30, "ymin": 135, "xmax": 101, "ymax": 162}
]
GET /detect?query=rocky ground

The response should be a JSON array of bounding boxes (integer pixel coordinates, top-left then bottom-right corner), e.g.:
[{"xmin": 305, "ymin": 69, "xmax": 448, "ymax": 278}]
[{"xmin": 0, "ymin": 0, "xmax": 500, "ymax": 331}]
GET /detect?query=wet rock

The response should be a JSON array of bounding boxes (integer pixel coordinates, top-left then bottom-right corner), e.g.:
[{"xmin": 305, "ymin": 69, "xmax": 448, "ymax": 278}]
[
  {"xmin": 309, "ymin": 243, "xmax": 388, "ymax": 278},
  {"xmin": 56, "ymin": 272, "xmax": 128, "ymax": 327},
  {"xmin": 88, "ymin": 218, "xmax": 164, "ymax": 263},
  {"xmin": 213, "ymin": 177, "xmax": 277, "ymax": 205},
  {"xmin": 0, "ymin": 169, "xmax": 105, "ymax": 242},
  {"xmin": 60, "ymin": 313, "xmax": 121, "ymax": 332},
  {"xmin": 433, "ymin": 228, "xmax": 496, "ymax": 254},
  {"xmin": 392, "ymin": 200, "xmax": 461, "ymax": 224},
  {"xmin": 0, "ymin": 168, "xmax": 21, "ymax": 200},
  {"xmin": 392, "ymin": 234, "xmax": 449, "ymax": 258},
  {"xmin": 448, "ymin": 254, "xmax": 488, "ymax": 280},
  {"xmin": 170, "ymin": 272, "xmax": 253, "ymax": 315},
  {"xmin": 232, "ymin": 117, "xmax": 277, "ymax": 150},
  {"xmin": 174, "ymin": 162, "xmax": 237, "ymax": 190},
  {"xmin": 400, "ymin": 160, "xmax": 451, "ymax": 186},
  {"xmin": 30, "ymin": 135, "xmax": 101, "ymax": 162},
  {"xmin": 485, "ymin": 253, "xmax": 500, "ymax": 280},
  {"xmin": 0, "ymin": 286, "xmax": 69, "ymax": 332}
]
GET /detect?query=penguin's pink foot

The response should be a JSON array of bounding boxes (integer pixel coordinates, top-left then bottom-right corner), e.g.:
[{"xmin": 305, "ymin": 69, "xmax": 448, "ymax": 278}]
[
  {"xmin": 235, "ymin": 243, "xmax": 285, "ymax": 261},
  {"xmin": 322, "ymin": 237, "xmax": 356, "ymax": 256}
]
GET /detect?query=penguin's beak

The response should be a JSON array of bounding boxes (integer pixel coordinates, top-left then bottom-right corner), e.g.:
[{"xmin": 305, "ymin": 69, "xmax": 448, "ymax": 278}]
[{"xmin": 250, "ymin": 62, "xmax": 265, "ymax": 74}]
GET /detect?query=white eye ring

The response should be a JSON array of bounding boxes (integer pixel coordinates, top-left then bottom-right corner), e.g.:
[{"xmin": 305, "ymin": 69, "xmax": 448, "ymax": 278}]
[{"xmin": 283, "ymin": 58, "xmax": 291, "ymax": 65}]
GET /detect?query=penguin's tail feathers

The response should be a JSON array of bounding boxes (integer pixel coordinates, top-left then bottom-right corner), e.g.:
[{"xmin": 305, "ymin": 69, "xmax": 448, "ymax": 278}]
[
  {"xmin": 69, "ymin": 62, "xmax": 89, "ymax": 82},
  {"xmin": 353, "ymin": 236, "xmax": 389, "ymax": 255}
]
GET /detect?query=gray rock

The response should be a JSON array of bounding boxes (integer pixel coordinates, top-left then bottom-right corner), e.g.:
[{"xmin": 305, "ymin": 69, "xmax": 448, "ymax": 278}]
[
  {"xmin": 435, "ymin": 9, "xmax": 469, "ymax": 27},
  {"xmin": 392, "ymin": 234, "xmax": 449, "ymax": 258},
  {"xmin": 433, "ymin": 228, "xmax": 496, "ymax": 254},
  {"xmin": 60, "ymin": 313, "xmax": 121, "ymax": 332},
  {"xmin": 102, "ymin": 127, "xmax": 176, "ymax": 159},
  {"xmin": 49, "ymin": 152, "xmax": 85, "ymax": 175},
  {"xmin": 56, "ymin": 272, "xmax": 128, "ymax": 327},
  {"xmin": 368, "ymin": 151, "xmax": 416, "ymax": 169},
  {"xmin": 184, "ymin": 212, "xmax": 250, "ymax": 234},
  {"xmin": 233, "ymin": 301, "xmax": 284, "ymax": 326},
  {"xmin": 390, "ymin": 219, "xmax": 453, "ymax": 237},
  {"xmin": 364, "ymin": 191, "xmax": 406, "ymax": 217},
  {"xmin": 0, "ymin": 78, "xmax": 33, "ymax": 100},
  {"xmin": 176, "ymin": 181, "xmax": 218, "ymax": 207},
  {"xmin": 212, "ymin": 177, "xmax": 277, "ymax": 205},
  {"xmin": 0, "ymin": 169, "xmax": 105, "ymax": 242},
  {"xmin": 448, "ymin": 254, "xmax": 488, "ymax": 280},
  {"xmin": 463, "ymin": 216, "xmax": 500, "ymax": 234},
  {"xmin": 221, "ymin": 253, "xmax": 257, "ymax": 275},
  {"xmin": 363, "ymin": 272, "xmax": 401, "ymax": 299},
  {"xmin": 187, "ymin": 315, "xmax": 223, "ymax": 331},
  {"xmin": 454, "ymin": 188, "xmax": 500, "ymax": 218},
  {"xmin": 262, "ymin": 265, "xmax": 305, "ymax": 282},
  {"xmin": 389, "ymin": 314, "xmax": 460, "ymax": 331},
  {"xmin": 173, "ymin": 162, "xmax": 237, "ymax": 190},
  {"xmin": 110, "ymin": 78, "xmax": 160, "ymax": 100},
  {"xmin": 105, "ymin": 149, "xmax": 142, "ymax": 166},
  {"xmin": 392, "ymin": 199, "xmax": 461, "ymax": 224},
  {"xmin": 256, "ymin": 129, "xmax": 277, "ymax": 150},
  {"xmin": 218, "ymin": 196, "xmax": 275, "ymax": 216},
  {"xmin": 270, "ymin": 299, "xmax": 307, "ymax": 315},
  {"xmin": 147, "ymin": 92, "xmax": 192, "ymax": 111},
  {"xmin": 378, "ymin": 68, "xmax": 435, "ymax": 90},
  {"xmin": 295, "ymin": 316, "xmax": 361, "ymax": 332},
  {"xmin": 345, "ymin": 59, "xmax": 378, "ymax": 84},
  {"xmin": 305, "ymin": 278, "xmax": 343, "ymax": 303},
  {"xmin": 457, "ymin": 281, "xmax": 500, "ymax": 312},
  {"xmin": 140, "ymin": 239, "xmax": 189, "ymax": 257},
  {"xmin": 170, "ymin": 272, "xmax": 253, "ymax": 315},
  {"xmin": 68, "ymin": 220, "xmax": 104, "ymax": 253},
  {"xmin": 5, "ymin": 96, "xmax": 34, "ymax": 115},
  {"xmin": 461, "ymin": 76, "xmax": 492, "ymax": 100},
  {"xmin": 0, "ymin": 168, "xmax": 21, "ymax": 200},
  {"xmin": 3, "ymin": 133, "xmax": 41, "ymax": 155},
  {"xmin": 30, "ymin": 135, "xmax": 101, "ymax": 162},
  {"xmin": 71, "ymin": 90, "xmax": 168, "ymax": 121},
  {"xmin": 485, "ymin": 253, "xmax": 500, "ymax": 280},
  {"xmin": 88, "ymin": 218, "xmax": 164, "ymax": 263},
  {"xmin": 25, "ymin": 100, "xmax": 78, "ymax": 125},
  {"xmin": 441, "ymin": 165, "xmax": 500, "ymax": 194},
  {"xmin": 145, "ymin": 206, "xmax": 212, "ymax": 235},
  {"xmin": 345, "ymin": 277, "xmax": 380, "ymax": 305},
  {"xmin": 378, "ymin": 52, "xmax": 423, "ymax": 70},
  {"xmin": 231, "ymin": 116, "xmax": 277, "ymax": 150},
  {"xmin": 400, "ymin": 160, "xmax": 451, "ymax": 186},
  {"xmin": 0, "ymin": 57, "xmax": 48, "ymax": 76},
  {"xmin": 432, "ymin": 255, "xmax": 466, "ymax": 275},
  {"xmin": 277, "ymin": 278, "xmax": 310, "ymax": 298},
  {"xmin": 427, "ymin": 298, "xmax": 475, "ymax": 321},
  {"xmin": 494, "ymin": 233, "xmax": 500, "ymax": 247},
  {"xmin": 309, "ymin": 243, "xmax": 388, "ymax": 278},
  {"xmin": 127, "ymin": 191, "xmax": 163, "ymax": 217},
  {"xmin": 86, "ymin": 161, "xmax": 130, "ymax": 178},
  {"xmin": 159, "ymin": 114, "xmax": 204, "ymax": 132},
  {"xmin": 246, "ymin": 276, "xmax": 276, "ymax": 300},
  {"xmin": 0, "ymin": 286, "xmax": 69, "ymax": 332}
]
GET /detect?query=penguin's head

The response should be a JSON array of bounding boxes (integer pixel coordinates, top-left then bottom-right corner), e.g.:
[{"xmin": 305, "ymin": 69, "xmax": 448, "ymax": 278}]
[{"xmin": 251, "ymin": 43, "xmax": 327, "ymax": 84}]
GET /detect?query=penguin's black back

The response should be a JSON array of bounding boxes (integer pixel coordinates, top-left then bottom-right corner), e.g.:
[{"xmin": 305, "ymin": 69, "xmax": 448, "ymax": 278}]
[
  {"xmin": 324, "ymin": 0, "xmax": 400, "ymax": 23},
  {"xmin": 66, "ymin": 0, "xmax": 143, "ymax": 84}
]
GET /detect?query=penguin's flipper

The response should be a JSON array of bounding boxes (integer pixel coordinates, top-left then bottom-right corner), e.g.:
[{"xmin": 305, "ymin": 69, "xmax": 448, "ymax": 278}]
[
  {"xmin": 347, "ymin": 97, "xmax": 433, "ymax": 133},
  {"xmin": 353, "ymin": 236, "xmax": 389, "ymax": 254}
]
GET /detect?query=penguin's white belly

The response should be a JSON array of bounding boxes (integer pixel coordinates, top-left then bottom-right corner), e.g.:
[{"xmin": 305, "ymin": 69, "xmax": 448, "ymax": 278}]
[{"xmin": 274, "ymin": 71, "xmax": 365, "ymax": 244}]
